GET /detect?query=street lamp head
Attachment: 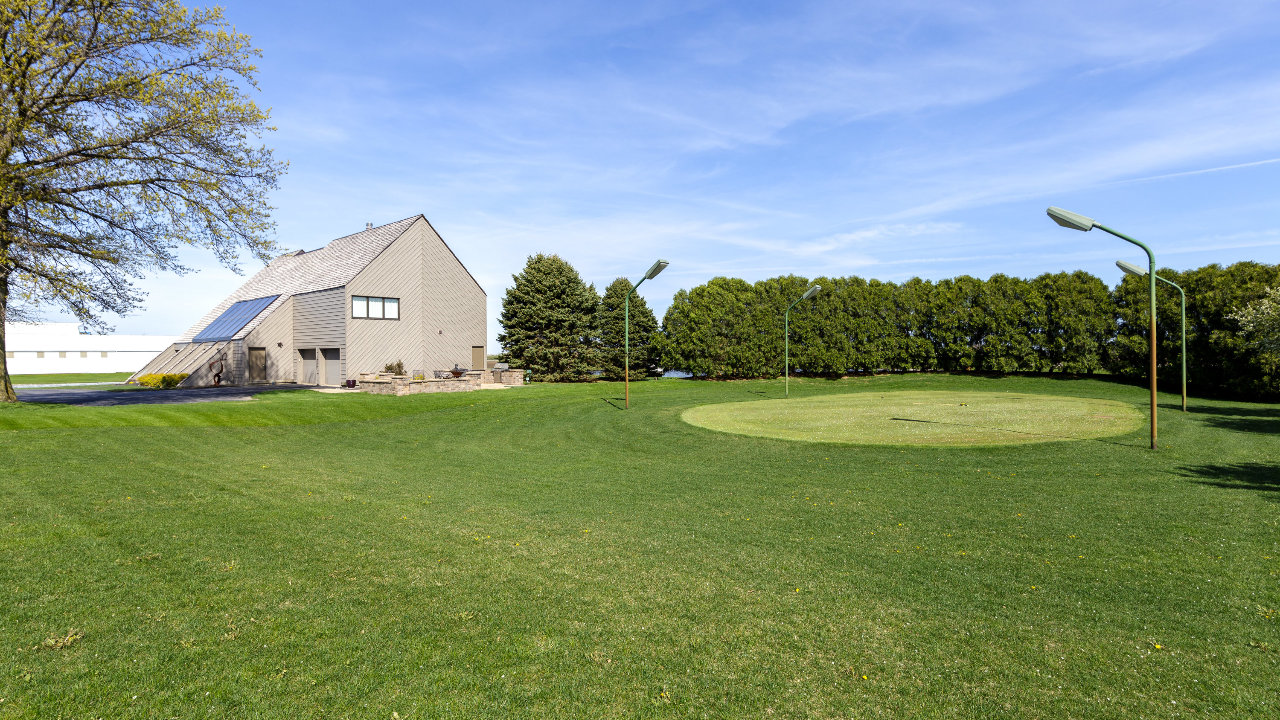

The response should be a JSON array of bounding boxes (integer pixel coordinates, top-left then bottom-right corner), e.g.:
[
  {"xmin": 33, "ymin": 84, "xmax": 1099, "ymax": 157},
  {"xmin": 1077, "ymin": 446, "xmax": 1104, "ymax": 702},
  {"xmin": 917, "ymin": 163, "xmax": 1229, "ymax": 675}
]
[
  {"xmin": 1046, "ymin": 206, "xmax": 1096, "ymax": 232},
  {"xmin": 801, "ymin": 285, "xmax": 821, "ymax": 301},
  {"xmin": 1116, "ymin": 260, "xmax": 1147, "ymax": 277},
  {"xmin": 644, "ymin": 259, "xmax": 669, "ymax": 280}
]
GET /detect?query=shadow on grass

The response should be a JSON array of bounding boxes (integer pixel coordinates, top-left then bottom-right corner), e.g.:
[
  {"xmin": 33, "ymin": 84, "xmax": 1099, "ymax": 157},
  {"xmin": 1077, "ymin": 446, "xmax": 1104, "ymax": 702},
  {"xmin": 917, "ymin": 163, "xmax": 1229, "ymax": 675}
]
[
  {"xmin": 15, "ymin": 384, "xmax": 307, "ymax": 407},
  {"xmin": 601, "ymin": 397, "xmax": 625, "ymax": 410},
  {"xmin": 1179, "ymin": 463, "xmax": 1280, "ymax": 500},
  {"xmin": 886, "ymin": 417, "xmax": 1139, "ymax": 448},
  {"xmin": 1162, "ymin": 403, "xmax": 1280, "ymax": 435},
  {"xmin": 1162, "ymin": 403, "xmax": 1280, "ymax": 418}
]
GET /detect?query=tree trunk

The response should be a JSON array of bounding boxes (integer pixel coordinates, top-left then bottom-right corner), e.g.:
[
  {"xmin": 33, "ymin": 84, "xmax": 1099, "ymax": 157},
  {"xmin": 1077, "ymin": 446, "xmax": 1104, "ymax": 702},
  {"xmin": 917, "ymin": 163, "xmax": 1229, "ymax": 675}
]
[{"xmin": 0, "ymin": 262, "xmax": 15, "ymax": 402}]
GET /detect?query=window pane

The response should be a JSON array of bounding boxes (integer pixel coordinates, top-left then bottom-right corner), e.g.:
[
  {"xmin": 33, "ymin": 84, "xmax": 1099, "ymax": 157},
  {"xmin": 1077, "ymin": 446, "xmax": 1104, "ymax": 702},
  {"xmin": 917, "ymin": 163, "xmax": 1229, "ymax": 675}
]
[
  {"xmin": 80, "ymin": 351, "xmax": 88, "ymax": 358},
  {"xmin": 101, "ymin": 352, "xmax": 108, "ymax": 358},
  {"xmin": 352, "ymin": 296, "xmax": 367, "ymax": 318},
  {"xmin": 369, "ymin": 297, "xmax": 383, "ymax": 319},
  {"xmin": 384, "ymin": 298, "xmax": 399, "ymax": 320}
]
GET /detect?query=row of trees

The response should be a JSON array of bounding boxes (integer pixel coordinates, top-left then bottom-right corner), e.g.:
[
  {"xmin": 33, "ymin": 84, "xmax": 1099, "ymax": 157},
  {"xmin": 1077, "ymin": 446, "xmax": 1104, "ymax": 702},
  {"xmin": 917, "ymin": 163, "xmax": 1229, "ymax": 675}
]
[
  {"xmin": 659, "ymin": 262, "xmax": 1280, "ymax": 396},
  {"xmin": 500, "ymin": 255, "xmax": 1280, "ymax": 396},
  {"xmin": 658, "ymin": 272, "xmax": 1113, "ymax": 378},
  {"xmin": 498, "ymin": 254, "xmax": 660, "ymax": 382}
]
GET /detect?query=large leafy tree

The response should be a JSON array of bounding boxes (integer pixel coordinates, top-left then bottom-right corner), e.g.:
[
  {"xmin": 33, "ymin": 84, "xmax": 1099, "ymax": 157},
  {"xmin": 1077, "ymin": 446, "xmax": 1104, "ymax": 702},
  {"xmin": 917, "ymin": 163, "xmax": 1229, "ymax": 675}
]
[
  {"xmin": 659, "ymin": 277, "xmax": 766, "ymax": 378},
  {"xmin": 787, "ymin": 275, "xmax": 852, "ymax": 376},
  {"xmin": 0, "ymin": 0, "xmax": 284, "ymax": 401},
  {"xmin": 1032, "ymin": 271, "xmax": 1111, "ymax": 373},
  {"xmin": 1232, "ymin": 285, "xmax": 1280, "ymax": 354},
  {"xmin": 973, "ymin": 274, "xmax": 1044, "ymax": 372},
  {"xmin": 893, "ymin": 277, "xmax": 938, "ymax": 371},
  {"xmin": 927, "ymin": 275, "xmax": 983, "ymax": 371},
  {"xmin": 749, "ymin": 274, "xmax": 811, "ymax": 375},
  {"xmin": 828, "ymin": 276, "xmax": 885, "ymax": 372},
  {"xmin": 596, "ymin": 277, "xmax": 659, "ymax": 381},
  {"xmin": 498, "ymin": 253, "xmax": 600, "ymax": 382},
  {"xmin": 1111, "ymin": 262, "xmax": 1280, "ymax": 396}
]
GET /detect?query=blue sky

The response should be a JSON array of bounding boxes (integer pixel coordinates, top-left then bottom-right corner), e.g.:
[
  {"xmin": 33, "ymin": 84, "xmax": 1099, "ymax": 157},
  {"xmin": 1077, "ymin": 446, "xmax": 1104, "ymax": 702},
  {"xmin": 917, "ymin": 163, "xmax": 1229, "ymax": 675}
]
[{"xmin": 86, "ymin": 0, "xmax": 1280, "ymax": 352}]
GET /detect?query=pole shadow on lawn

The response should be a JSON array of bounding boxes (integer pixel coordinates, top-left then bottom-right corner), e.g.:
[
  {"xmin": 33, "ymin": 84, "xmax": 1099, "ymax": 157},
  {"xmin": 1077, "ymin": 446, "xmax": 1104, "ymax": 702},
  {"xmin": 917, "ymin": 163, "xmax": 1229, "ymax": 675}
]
[
  {"xmin": 888, "ymin": 416, "xmax": 1139, "ymax": 448},
  {"xmin": 1163, "ymin": 403, "xmax": 1280, "ymax": 435},
  {"xmin": 601, "ymin": 397, "xmax": 625, "ymax": 410},
  {"xmin": 1178, "ymin": 463, "xmax": 1280, "ymax": 500}
]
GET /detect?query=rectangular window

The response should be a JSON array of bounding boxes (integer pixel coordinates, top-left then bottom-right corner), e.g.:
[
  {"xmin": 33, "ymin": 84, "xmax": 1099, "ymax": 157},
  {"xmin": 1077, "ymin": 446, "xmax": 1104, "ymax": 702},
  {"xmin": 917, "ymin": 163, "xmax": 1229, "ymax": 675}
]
[
  {"xmin": 36, "ymin": 351, "xmax": 44, "ymax": 358},
  {"xmin": 80, "ymin": 351, "xmax": 88, "ymax": 358},
  {"xmin": 4, "ymin": 351, "xmax": 12, "ymax": 359},
  {"xmin": 59, "ymin": 351, "xmax": 67, "ymax": 358},
  {"xmin": 351, "ymin": 295, "xmax": 399, "ymax": 320},
  {"xmin": 101, "ymin": 351, "xmax": 108, "ymax": 358}
]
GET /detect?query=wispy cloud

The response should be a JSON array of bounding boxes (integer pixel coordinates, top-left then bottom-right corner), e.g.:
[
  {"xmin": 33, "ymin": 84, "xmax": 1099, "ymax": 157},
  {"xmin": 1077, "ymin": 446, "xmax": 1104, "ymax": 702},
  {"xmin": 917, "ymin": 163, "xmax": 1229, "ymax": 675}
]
[{"xmin": 80, "ymin": 0, "xmax": 1280, "ymax": 353}]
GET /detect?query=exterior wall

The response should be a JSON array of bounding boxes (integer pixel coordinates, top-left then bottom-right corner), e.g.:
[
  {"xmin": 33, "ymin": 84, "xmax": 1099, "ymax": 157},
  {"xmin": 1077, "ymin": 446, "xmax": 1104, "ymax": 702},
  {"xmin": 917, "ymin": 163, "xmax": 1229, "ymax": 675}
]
[
  {"xmin": 293, "ymin": 287, "xmax": 347, "ymax": 384},
  {"xmin": 345, "ymin": 217, "xmax": 486, "ymax": 378},
  {"xmin": 346, "ymin": 221, "xmax": 427, "ymax": 377},
  {"xmin": 419, "ymin": 219, "xmax": 486, "ymax": 371},
  {"xmin": 244, "ymin": 297, "xmax": 295, "ymax": 383},
  {"xmin": 227, "ymin": 341, "xmax": 245, "ymax": 386},
  {"xmin": 5, "ymin": 322, "xmax": 179, "ymax": 375}
]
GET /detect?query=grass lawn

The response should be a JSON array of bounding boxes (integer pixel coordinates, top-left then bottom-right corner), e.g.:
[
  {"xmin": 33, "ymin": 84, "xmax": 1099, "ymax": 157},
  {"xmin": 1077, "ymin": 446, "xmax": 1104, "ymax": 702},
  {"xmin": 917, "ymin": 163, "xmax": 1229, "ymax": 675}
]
[
  {"xmin": 1, "ymin": 374, "xmax": 1277, "ymax": 718},
  {"xmin": 10, "ymin": 372, "xmax": 133, "ymax": 386},
  {"xmin": 682, "ymin": 390, "xmax": 1144, "ymax": 446}
]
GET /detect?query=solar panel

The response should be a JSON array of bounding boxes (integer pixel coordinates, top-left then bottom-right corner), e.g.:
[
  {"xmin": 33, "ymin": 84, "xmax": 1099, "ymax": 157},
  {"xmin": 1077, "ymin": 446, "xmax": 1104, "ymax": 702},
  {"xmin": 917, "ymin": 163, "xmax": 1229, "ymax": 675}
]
[{"xmin": 192, "ymin": 295, "xmax": 280, "ymax": 342}]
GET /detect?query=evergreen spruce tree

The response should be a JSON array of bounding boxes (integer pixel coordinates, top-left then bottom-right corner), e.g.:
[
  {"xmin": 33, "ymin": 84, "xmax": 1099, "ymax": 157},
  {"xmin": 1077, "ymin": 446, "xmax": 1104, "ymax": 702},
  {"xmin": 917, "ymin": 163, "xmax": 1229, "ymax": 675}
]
[
  {"xmin": 597, "ymin": 278, "xmax": 660, "ymax": 381},
  {"xmin": 498, "ymin": 254, "xmax": 600, "ymax": 382}
]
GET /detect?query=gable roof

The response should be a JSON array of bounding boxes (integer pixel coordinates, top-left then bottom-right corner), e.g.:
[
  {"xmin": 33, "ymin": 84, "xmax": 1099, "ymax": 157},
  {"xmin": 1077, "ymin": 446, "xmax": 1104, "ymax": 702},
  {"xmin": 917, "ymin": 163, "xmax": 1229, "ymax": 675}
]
[{"xmin": 178, "ymin": 216, "xmax": 420, "ymax": 342}]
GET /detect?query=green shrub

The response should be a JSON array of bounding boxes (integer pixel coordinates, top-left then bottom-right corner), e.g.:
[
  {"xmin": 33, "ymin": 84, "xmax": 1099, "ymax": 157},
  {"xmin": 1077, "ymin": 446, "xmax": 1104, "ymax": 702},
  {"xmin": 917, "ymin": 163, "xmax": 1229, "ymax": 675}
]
[
  {"xmin": 382, "ymin": 360, "xmax": 406, "ymax": 375},
  {"xmin": 137, "ymin": 373, "xmax": 189, "ymax": 389}
]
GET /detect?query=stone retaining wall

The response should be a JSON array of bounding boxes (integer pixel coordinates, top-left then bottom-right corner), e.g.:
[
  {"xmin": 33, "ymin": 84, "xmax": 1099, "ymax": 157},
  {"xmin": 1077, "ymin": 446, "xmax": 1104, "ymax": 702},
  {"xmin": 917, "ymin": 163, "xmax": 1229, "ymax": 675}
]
[
  {"xmin": 357, "ymin": 368, "xmax": 524, "ymax": 395},
  {"xmin": 487, "ymin": 368, "xmax": 526, "ymax": 385}
]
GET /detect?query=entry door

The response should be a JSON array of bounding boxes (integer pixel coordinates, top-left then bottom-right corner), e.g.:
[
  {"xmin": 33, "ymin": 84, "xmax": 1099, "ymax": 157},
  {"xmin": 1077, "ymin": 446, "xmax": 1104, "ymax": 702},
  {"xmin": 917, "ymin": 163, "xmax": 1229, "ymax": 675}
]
[
  {"xmin": 300, "ymin": 349, "xmax": 317, "ymax": 384},
  {"xmin": 321, "ymin": 348, "xmax": 340, "ymax": 386},
  {"xmin": 248, "ymin": 347, "xmax": 267, "ymax": 383},
  {"xmin": 472, "ymin": 346, "xmax": 485, "ymax": 370}
]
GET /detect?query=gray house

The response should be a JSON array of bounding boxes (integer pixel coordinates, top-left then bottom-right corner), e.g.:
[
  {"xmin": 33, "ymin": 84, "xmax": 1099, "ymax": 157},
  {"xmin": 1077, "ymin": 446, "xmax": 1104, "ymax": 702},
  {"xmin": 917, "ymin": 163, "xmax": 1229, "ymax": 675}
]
[{"xmin": 133, "ymin": 215, "xmax": 486, "ymax": 387}]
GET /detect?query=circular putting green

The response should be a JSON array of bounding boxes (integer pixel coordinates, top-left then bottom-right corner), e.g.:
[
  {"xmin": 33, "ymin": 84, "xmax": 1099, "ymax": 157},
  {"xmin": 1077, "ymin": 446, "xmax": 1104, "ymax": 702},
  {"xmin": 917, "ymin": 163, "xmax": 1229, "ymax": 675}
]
[{"xmin": 681, "ymin": 391, "xmax": 1144, "ymax": 447}]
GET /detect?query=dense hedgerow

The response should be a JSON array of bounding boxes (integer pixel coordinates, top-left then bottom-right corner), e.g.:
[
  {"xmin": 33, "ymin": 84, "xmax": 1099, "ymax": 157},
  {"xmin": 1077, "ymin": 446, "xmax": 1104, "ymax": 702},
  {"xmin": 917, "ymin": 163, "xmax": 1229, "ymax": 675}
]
[{"xmin": 658, "ymin": 262, "xmax": 1280, "ymax": 396}]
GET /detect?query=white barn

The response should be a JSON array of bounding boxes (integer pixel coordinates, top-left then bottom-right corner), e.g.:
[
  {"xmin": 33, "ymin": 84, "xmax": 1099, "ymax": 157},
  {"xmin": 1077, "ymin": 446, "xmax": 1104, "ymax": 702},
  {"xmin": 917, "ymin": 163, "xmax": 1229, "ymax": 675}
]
[{"xmin": 4, "ymin": 322, "xmax": 179, "ymax": 375}]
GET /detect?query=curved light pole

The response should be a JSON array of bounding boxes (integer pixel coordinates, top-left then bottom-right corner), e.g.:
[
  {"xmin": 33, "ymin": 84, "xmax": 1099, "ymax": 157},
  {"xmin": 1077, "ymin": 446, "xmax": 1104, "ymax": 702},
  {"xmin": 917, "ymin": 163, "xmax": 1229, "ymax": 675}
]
[
  {"xmin": 1047, "ymin": 207, "xmax": 1158, "ymax": 449},
  {"xmin": 625, "ymin": 259, "xmax": 668, "ymax": 409},
  {"xmin": 1118, "ymin": 260, "xmax": 1187, "ymax": 412},
  {"xmin": 785, "ymin": 285, "xmax": 821, "ymax": 398}
]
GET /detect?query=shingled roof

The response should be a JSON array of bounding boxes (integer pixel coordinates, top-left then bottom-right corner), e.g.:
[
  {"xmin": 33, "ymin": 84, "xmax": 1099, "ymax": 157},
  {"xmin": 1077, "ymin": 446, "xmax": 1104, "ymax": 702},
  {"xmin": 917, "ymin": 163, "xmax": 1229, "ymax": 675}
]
[{"xmin": 178, "ymin": 216, "xmax": 421, "ymax": 343}]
